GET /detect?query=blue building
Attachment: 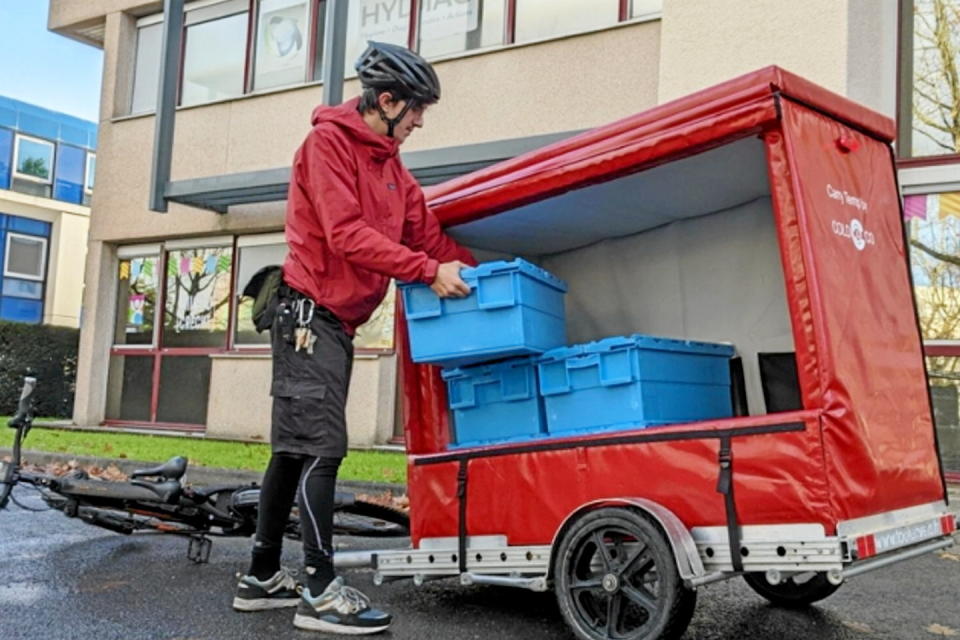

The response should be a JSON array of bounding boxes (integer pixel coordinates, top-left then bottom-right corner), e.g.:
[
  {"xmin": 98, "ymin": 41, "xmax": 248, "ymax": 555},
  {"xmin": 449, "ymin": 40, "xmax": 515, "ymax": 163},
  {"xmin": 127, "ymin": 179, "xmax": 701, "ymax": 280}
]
[{"xmin": 0, "ymin": 96, "xmax": 96, "ymax": 326}]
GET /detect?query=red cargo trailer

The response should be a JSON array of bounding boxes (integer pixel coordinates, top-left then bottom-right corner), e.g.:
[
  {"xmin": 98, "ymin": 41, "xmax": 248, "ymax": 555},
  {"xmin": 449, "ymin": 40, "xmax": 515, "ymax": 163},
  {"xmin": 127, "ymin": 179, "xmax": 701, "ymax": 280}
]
[{"xmin": 371, "ymin": 67, "xmax": 958, "ymax": 640}]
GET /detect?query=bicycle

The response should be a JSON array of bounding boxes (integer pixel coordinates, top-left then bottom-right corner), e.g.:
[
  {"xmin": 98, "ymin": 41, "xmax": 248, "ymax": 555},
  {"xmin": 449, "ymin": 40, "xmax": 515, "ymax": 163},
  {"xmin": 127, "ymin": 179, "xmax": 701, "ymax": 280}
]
[{"xmin": 0, "ymin": 377, "xmax": 409, "ymax": 564}]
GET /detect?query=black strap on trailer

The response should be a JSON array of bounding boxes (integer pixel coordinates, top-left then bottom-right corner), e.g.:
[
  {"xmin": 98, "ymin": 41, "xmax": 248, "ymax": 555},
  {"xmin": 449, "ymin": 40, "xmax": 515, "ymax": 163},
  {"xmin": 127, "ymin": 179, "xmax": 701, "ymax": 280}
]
[
  {"xmin": 457, "ymin": 459, "xmax": 468, "ymax": 574},
  {"xmin": 715, "ymin": 435, "xmax": 743, "ymax": 572}
]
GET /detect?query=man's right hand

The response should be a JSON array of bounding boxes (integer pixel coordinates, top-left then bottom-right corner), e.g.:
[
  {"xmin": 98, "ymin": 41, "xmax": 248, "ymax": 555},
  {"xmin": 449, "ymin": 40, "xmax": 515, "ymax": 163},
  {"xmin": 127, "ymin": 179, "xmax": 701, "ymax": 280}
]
[{"xmin": 430, "ymin": 261, "xmax": 471, "ymax": 298}]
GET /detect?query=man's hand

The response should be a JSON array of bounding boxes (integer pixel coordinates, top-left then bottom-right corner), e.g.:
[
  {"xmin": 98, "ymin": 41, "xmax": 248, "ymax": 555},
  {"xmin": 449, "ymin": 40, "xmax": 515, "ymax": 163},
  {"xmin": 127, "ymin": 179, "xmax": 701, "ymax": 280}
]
[{"xmin": 430, "ymin": 261, "xmax": 471, "ymax": 298}]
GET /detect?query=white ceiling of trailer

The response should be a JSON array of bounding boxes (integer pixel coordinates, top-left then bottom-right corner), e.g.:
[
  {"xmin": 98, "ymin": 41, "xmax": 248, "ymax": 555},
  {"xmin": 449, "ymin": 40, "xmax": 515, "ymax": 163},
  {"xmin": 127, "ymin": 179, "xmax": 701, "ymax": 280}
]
[{"xmin": 447, "ymin": 135, "xmax": 772, "ymax": 257}]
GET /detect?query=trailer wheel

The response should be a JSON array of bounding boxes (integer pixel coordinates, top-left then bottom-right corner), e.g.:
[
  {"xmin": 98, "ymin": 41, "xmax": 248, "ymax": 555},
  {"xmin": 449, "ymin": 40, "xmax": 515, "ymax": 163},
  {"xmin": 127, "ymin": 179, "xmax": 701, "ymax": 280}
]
[
  {"xmin": 743, "ymin": 572, "xmax": 840, "ymax": 607},
  {"xmin": 554, "ymin": 507, "xmax": 696, "ymax": 640}
]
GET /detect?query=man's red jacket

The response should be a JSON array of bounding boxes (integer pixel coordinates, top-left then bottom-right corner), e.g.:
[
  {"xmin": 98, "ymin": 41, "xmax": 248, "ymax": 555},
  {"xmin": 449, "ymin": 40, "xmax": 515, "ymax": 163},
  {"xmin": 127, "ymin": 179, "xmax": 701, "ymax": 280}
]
[{"xmin": 283, "ymin": 97, "xmax": 476, "ymax": 334}]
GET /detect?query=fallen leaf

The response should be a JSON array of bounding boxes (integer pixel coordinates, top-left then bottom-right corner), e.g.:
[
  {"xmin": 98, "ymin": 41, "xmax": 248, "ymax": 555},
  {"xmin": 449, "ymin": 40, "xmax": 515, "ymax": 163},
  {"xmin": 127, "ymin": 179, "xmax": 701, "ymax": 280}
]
[
  {"xmin": 936, "ymin": 551, "xmax": 960, "ymax": 562},
  {"xmin": 926, "ymin": 623, "xmax": 959, "ymax": 636},
  {"xmin": 842, "ymin": 620, "xmax": 873, "ymax": 633}
]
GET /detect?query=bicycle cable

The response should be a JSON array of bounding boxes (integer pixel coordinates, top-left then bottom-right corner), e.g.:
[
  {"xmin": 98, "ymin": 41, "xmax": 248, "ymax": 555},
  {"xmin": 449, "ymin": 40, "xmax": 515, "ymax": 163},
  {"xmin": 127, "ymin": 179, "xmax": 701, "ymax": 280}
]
[{"xmin": 8, "ymin": 484, "xmax": 53, "ymax": 512}]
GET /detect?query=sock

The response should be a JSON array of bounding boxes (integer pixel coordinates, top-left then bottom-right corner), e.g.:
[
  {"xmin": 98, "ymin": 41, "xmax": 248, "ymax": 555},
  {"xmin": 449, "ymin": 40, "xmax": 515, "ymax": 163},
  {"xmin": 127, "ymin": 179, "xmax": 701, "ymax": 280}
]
[
  {"xmin": 305, "ymin": 564, "xmax": 336, "ymax": 595},
  {"xmin": 248, "ymin": 547, "xmax": 281, "ymax": 582}
]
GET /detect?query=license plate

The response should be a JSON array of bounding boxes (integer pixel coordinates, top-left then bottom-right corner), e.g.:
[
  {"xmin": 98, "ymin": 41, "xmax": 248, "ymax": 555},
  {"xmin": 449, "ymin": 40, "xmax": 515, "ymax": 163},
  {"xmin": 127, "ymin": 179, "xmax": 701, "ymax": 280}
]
[{"xmin": 873, "ymin": 518, "xmax": 943, "ymax": 554}]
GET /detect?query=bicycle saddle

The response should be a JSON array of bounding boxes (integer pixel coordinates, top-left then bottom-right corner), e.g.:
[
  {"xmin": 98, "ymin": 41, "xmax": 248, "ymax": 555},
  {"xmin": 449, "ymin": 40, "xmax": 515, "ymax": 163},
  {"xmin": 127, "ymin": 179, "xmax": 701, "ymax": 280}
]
[{"xmin": 131, "ymin": 456, "xmax": 187, "ymax": 481}]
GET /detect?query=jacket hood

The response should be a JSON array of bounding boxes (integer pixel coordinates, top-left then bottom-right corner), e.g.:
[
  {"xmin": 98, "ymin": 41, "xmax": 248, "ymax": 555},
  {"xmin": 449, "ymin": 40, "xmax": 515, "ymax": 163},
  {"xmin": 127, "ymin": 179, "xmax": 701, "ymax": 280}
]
[{"xmin": 311, "ymin": 97, "xmax": 399, "ymax": 162}]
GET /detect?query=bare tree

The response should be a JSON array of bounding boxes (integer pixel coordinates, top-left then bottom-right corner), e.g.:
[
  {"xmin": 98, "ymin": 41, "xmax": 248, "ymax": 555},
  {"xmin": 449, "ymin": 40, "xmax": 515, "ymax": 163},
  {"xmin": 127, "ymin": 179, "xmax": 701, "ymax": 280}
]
[{"xmin": 912, "ymin": 0, "xmax": 960, "ymax": 154}]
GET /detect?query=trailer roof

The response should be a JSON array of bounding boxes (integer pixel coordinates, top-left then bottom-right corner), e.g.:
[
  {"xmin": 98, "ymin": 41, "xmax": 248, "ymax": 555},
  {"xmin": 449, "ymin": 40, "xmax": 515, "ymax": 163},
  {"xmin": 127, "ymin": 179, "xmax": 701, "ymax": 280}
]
[{"xmin": 425, "ymin": 66, "xmax": 895, "ymax": 228}]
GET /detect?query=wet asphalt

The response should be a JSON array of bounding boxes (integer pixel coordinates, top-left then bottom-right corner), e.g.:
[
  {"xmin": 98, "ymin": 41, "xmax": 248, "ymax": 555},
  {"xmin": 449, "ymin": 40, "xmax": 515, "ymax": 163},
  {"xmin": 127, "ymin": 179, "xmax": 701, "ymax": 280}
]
[{"xmin": 0, "ymin": 487, "xmax": 958, "ymax": 640}]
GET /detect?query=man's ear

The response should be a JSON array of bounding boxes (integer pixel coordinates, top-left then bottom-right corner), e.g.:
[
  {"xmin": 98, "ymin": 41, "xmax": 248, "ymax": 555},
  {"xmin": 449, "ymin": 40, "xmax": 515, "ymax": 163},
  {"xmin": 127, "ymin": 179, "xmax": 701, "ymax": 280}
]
[{"xmin": 377, "ymin": 90, "xmax": 397, "ymax": 110}]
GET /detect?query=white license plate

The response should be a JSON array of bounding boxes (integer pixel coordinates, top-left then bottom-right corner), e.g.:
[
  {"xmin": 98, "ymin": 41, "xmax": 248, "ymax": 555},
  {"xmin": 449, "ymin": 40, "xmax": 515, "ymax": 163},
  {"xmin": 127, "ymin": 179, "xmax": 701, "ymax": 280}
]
[{"xmin": 873, "ymin": 518, "xmax": 943, "ymax": 554}]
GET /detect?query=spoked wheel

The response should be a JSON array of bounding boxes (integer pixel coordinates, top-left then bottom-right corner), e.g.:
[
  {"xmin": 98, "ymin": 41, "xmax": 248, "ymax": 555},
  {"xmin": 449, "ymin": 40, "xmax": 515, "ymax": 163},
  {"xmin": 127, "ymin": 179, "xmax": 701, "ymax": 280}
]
[
  {"xmin": 743, "ymin": 571, "xmax": 840, "ymax": 607},
  {"xmin": 554, "ymin": 507, "xmax": 696, "ymax": 640}
]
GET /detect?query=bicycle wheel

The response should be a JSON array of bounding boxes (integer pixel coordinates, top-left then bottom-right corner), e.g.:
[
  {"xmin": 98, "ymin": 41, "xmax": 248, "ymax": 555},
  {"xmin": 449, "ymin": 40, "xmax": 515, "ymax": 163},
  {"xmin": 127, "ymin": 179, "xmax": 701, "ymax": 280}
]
[{"xmin": 333, "ymin": 501, "xmax": 410, "ymax": 538}]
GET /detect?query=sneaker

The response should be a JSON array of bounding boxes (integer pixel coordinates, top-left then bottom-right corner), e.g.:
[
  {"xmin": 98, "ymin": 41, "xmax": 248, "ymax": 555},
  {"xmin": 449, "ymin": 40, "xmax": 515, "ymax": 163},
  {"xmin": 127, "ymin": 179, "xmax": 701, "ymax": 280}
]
[
  {"xmin": 293, "ymin": 577, "xmax": 392, "ymax": 635},
  {"xmin": 233, "ymin": 567, "xmax": 302, "ymax": 611}
]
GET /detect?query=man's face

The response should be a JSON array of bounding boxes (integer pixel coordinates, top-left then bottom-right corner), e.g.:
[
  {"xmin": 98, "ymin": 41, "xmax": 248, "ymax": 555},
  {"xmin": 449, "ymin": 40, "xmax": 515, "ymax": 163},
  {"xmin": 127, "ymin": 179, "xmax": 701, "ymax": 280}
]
[{"xmin": 381, "ymin": 98, "xmax": 427, "ymax": 144}]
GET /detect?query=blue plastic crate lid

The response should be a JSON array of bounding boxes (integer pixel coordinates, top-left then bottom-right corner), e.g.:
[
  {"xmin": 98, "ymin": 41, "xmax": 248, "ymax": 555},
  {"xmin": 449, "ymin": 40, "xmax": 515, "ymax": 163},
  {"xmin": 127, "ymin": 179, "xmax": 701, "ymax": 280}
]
[
  {"xmin": 539, "ymin": 334, "xmax": 734, "ymax": 362},
  {"xmin": 441, "ymin": 355, "xmax": 539, "ymax": 381},
  {"xmin": 397, "ymin": 258, "xmax": 568, "ymax": 293}
]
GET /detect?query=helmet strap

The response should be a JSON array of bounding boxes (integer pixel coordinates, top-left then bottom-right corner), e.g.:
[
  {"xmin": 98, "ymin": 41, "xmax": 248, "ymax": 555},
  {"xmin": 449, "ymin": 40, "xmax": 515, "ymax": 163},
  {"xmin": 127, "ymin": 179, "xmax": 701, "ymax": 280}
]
[{"xmin": 375, "ymin": 99, "xmax": 414, "ymax": 138}]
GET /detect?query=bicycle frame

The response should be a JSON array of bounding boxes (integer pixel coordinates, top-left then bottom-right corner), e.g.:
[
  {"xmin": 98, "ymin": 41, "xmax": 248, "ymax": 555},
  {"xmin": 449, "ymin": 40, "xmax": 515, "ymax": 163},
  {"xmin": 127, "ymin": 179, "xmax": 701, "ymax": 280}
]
[{"xmin": 1, "ymin": 377, "xmax": 409, "ymax": 564}]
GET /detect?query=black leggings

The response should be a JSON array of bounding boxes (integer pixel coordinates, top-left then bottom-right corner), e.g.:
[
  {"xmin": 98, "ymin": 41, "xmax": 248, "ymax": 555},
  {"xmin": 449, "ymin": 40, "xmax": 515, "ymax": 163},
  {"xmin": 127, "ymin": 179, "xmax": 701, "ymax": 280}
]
[{"xmin": 250, "ymin": 452, "xmax": 342, "ymax": 580}]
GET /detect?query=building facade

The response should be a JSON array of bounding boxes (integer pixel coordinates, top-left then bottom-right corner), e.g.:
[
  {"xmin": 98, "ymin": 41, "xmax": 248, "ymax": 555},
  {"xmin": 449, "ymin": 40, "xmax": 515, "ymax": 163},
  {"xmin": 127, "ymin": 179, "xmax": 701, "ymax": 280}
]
[
  {"xmin": 0, "ymin": 96, "xmax": 96, "ymax": 327},
  {"xmin": 46, "ymin": 0, "xmax": 960, "ymax": 476}
]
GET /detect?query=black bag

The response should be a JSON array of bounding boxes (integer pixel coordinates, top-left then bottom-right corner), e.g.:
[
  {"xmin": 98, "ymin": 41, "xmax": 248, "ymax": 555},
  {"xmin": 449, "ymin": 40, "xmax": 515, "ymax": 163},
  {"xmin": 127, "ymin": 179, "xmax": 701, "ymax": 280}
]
[{"xmin": 241, "ymin": 265, "xmax": 283, "ymax": 333}]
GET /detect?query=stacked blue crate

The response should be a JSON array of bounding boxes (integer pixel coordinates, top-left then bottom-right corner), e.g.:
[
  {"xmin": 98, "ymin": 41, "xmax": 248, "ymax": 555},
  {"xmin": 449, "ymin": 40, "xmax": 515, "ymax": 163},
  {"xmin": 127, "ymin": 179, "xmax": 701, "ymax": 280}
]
[
  {"xmin": 399, "ymin": 258, "xmax": 566, "ymax": 447},
  {"xmin": 537, "ymin": 335, "xmax": 735, "ymax": 435}
]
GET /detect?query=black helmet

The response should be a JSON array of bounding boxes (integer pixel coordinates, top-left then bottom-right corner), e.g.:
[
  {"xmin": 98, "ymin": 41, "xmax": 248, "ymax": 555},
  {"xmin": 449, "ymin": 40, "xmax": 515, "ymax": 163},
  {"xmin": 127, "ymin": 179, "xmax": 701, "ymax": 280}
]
[{"xmin": 355, "ymin": 41, "xmax": 441, "ymax": 104}]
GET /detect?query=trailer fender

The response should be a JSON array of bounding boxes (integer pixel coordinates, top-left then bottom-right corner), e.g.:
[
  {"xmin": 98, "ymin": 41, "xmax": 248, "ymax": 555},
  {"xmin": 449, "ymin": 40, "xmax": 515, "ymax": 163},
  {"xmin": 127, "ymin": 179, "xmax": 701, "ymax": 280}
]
[{"xmin": 550, "ymin": 497, "xmax": 706, "ymax": 581}]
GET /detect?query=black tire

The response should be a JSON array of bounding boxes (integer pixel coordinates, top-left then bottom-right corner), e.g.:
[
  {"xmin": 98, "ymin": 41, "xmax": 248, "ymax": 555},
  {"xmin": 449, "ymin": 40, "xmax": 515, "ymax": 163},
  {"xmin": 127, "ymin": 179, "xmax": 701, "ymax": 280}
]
[
  {"xmin": 743, "ymin": 571, "xmax": 840, "ymax": 607},
  {"xmin": 554, "ymin": 507, "xmax": 696, "ymax": 640},
  {"xmin": 333, "ymin": 500, "xmax": 410, "ymax": 538}
]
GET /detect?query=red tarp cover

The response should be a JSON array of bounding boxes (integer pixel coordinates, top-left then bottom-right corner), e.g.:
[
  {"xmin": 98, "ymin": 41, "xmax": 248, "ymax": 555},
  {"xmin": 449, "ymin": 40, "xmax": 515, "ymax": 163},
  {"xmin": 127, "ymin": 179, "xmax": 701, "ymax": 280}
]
[{"xmin": 399, "ymin": 67, "xmax": 943, "ymax": 546}]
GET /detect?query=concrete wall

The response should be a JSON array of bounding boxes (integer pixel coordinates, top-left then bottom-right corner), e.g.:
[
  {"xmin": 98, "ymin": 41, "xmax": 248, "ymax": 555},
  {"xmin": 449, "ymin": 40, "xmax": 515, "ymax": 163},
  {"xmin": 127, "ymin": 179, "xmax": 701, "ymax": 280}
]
[{"xmin": 0, "ymin": 190, "xmax": 89, "ymax": 327}]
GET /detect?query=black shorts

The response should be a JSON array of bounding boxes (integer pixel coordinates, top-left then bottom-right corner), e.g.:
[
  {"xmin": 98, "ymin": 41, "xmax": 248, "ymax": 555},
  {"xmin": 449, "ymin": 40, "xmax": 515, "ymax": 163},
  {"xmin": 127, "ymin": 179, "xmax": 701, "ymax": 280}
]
[{"xmin": 269, "ymin": 292, "xmax": 353, "ymax": 459}]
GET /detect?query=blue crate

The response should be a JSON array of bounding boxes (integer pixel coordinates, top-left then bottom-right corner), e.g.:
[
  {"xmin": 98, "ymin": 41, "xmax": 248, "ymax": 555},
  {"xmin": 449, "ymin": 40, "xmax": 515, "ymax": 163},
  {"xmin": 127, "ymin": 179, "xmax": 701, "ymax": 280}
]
[
  {"xmin": 538, "ymin": 334, "xmax": 735, "ymax": 435},
  {"xmin": 442, "ymin": 357, "xmax": 546, "ymax": 447},
  {"xmin": 399, "ymin": 258, "xmax": 568, "ymax": 367}
]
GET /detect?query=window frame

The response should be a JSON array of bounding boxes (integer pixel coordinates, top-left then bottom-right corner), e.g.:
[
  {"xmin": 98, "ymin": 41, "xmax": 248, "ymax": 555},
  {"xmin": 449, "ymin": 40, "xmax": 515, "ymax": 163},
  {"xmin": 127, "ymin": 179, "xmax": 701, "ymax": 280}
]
[
  {"xmin": 112, "ymin": 243, "xmax": 163, "ymax": 351},
  {"xmin": 3, "ymin": 232, "xmax": 48, "ymax": 282},
  {"xmin": 896, "ymin": 0, "xmax": 960, "ymax": 165},
  {"xmin": 127, "ymin": 0, "xmax": 661, "ymax": 114},
  {"xmin": 12, "ymin": 134, "xmax": 56, "ymax": 185},
  {"xmin": 179, "ymin": 1, "xmax": 253, "ymax": 107},
  {"xmin": 85, "ymin": 152, "xmax": 96, "ymax": 195}
]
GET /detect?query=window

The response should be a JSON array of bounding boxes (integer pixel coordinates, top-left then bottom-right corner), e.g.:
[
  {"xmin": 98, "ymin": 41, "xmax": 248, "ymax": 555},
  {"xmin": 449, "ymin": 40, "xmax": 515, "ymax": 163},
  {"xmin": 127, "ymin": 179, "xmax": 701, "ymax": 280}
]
[
  {"xmin": 234, "ymin": 233, "xmax": 287, "ymax": 346},
  {"xmin": 114, "ymin": 250, "xmax": 160, "ymax": 346},
  {"xmin": 514, "ymin": 0, "xmax": 619, "ymax": 43},
  {"xmin": 899, "ymin": 0, "xmax": 960, "ymax": 159},
  {"xmin": 85, "ymin": 153, "xmax": 96, "ymax": 194},
  {"xmin": 130, "ymin": 21, "xmax": 163, "ymax": 114},
  {"xmin": 0, "ymin": 128, "xmax": 13, "ymax": 190},
  {"xmin": 181, "ymin": 2, "xmax": 250, "ymax": 106},
  {"xmin": 354, "ymin": 281, "xmax": 396, "ymax": 349},
  {"xmin": 4, "ymin": 233, "xmax": 47, "ymax": 281},
  {"xmin": 344, "ymin": 0, "xmax": 411, "ymax": 74},
  {"xmin": 163, "ymin": 242, "xmax": 234, "ymax": 347},
  {"xmin": 254, "ymin": 0, "xmax": 311, "ymax": 91},
  {"xmin": 417, "ymin": 0, "xmax": 505, "ymax": 59},
  {"xmin": 53, "ymin": 144, "xmax": 86, "ymax": 204},
  {"xmin": 630, "ymin": 0, "xmax": 662, "ymax": 19},
  {"xmin": 12, "ymin": 135, "xmax": 55, "ymax": 198},
  {"xmin": 905, "ymin": 190, "xmax": 960, "ymax": 472},
  {"xmin": 105, "ymin": 354, "xmax": 154, "ymax": 422},
  {"xmin": 84, "ymin": 153, "xmax": 95, "ymax": 206}
]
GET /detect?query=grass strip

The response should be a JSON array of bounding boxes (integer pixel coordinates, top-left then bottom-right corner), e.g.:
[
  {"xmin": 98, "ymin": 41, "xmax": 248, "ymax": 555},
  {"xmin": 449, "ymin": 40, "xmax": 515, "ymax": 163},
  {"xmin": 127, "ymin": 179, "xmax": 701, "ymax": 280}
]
[{"xmin": 1, "ymin": 423, "xmax": 407, "ymax": 485}]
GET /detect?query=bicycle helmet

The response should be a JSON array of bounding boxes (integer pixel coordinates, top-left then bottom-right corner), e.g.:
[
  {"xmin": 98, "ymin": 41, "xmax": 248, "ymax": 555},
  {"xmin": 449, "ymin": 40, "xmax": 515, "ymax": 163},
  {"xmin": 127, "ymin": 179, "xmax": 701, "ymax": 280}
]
[{"xmin": 355, "ymin": 41, "xmax": 440, "ymax": 137}]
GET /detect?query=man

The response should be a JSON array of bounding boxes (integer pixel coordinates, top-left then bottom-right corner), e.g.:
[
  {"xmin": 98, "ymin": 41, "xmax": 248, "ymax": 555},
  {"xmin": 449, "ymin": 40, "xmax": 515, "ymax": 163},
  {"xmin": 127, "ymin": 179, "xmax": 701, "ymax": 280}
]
[{"xmin": 233, "ymin": 41, "xmax": 475, "ymax": 635}]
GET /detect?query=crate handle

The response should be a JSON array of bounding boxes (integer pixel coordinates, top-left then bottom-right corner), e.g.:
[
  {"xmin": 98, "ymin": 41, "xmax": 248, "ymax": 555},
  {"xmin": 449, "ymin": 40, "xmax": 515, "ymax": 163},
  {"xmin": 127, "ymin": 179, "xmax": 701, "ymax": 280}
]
[
  {"xmin": 403, "ymin": 288, "xmax": 443, "ymax": 319},
  {"xmin": 476, "ymin": 273, "xmax": 517, "ymax": 310},
  {"xmin": 447, "ymin": 381, "xmax": 477, "ymax": 410},
  {"xmin": 566, "ymin": 353, "xmax": 599, "ymax": 369}
]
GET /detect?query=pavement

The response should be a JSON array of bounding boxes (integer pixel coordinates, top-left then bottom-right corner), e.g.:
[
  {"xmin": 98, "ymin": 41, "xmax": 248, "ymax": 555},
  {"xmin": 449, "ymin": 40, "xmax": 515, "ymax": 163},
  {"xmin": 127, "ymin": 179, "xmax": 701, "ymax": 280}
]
[{"xmin": 0, "ymin": 487, "xmax": 958, "ymax": 640}]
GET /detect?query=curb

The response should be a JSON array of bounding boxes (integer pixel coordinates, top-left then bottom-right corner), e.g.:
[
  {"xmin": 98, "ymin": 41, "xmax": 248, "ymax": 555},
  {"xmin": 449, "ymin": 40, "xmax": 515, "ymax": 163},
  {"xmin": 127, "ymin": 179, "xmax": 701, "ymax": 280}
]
[{"xmin": 0, "ymin": 448, "xmax": 407, "ymax": 496}]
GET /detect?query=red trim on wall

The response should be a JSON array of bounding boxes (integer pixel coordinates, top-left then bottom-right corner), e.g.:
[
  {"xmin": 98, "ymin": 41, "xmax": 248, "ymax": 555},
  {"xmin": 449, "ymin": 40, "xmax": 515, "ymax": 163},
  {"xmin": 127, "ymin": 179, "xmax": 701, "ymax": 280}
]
[
  {"xmin": 307, "ymin": 0, "xmax": 321, "ymax": 81},
  {"xmin": 924, "ymin": 344, "xmax": 960, "ymax": 357},
  {"xmin": 505, "ymin": 0, "xmax": 516, "ymax": 44},
  {"xmin": 149, "ymin": 353, "xmax": 162, "ymax": 422},
  {"xmin": 225, "ymin": 236, "xmax": 239, "ymax": 350},
  {"xmin": 243, "ymin": 0, "xmax": 257, "ymax": 92},
  {"xmin": 897, "ymin": 154, "xmax": 960, "ymax": 169},
  {"xmin": 619, "ymin": 0, "xmax": 629, "ymax": 21},
  {"xmin": 408, "ymin": 0, "xmax": 420, "ymax": 50},
  {"xmin": 946, "ymin": 471, "xmax": 960, "ymax": 484}
]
